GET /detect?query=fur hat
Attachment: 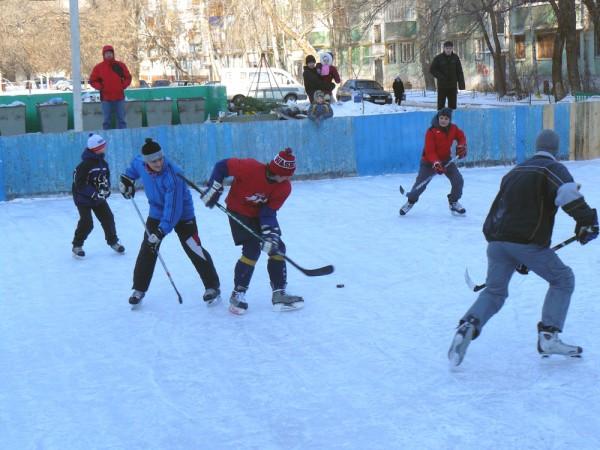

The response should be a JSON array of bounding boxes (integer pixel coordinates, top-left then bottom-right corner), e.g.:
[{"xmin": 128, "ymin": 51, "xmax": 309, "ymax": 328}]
[
  {"xmin": 535, "ymin": 129, "xmax": 560, "ymax": 156},
  {"xmin": 141, "ymin": 138, "xmax": 164, "ymax": 162},
  {"xmin": 87, "ymin": 133, "xmax": 106, "ymax": 152},
  {"xmin": 314, "ymin": 90, "xmax": 325, "ymax": 100},
  {"xmin": 268, "ymin": 148, "xmax": 296, "ymax": 177},
  {"xmin": 319, "ymin": 52, "xmax": 333, "ymax": 65}
]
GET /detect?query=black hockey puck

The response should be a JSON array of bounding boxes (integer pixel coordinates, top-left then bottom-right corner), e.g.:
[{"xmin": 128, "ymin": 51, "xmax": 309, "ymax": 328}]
[{"xmin": 336, "ymin": 284, "xmax": 345, "ymax": 288}]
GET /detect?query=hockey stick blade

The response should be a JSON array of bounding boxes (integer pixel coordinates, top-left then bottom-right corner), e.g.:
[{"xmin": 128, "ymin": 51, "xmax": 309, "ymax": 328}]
[
  {"xmin": 464, "ymin": 268, "xmax": 485, "ymax": 292},
  {"xmin": 179, "ymin": 174, "xmax": 335, "ymax": 277}
]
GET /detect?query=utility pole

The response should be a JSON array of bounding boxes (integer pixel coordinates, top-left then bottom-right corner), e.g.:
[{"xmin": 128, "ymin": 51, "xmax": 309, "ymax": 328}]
[{"xmin": 70, "ymin": 0, "xmax": 83, "ymax": 131}]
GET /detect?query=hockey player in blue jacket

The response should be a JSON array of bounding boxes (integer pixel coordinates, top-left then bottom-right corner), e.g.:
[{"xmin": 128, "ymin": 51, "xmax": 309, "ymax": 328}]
[{"xmin": 119, "ymin": 138, "xmax": 220, "ymax": 306}]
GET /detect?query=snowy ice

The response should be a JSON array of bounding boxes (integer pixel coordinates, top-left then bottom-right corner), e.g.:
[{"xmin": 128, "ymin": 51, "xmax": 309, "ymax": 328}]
[{"xmin": 1, "ymin": 160, "xmax": 600, "ymax": 449}]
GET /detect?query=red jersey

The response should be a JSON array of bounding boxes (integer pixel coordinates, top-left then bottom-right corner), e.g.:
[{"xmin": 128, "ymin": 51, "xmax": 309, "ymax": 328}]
[
  {"xmin": 422, "ymin": 123, "xmax": 466, "ymax": 163},
  {"xmin": 225, "ymin": 159, "xmax": 291, "ymax": 217}
]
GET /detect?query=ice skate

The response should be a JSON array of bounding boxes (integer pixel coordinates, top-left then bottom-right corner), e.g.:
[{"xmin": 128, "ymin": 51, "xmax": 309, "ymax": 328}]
[
  {"xmin": 109, "ymin": 241, "xmax": 125, "ymax": 254},
  {"xmin": 272, "ymin": 289, "xmax": 304, "ymax": 312},
  {"xmin": 129, "ymin": 290, "xmax": 145, "ymax": 308},
  {"xmin": 449, "ymin": 200, "xmax": 466, "ymax": 216},
  {"xmin": 537, "ymin": 323, "xmax": 582, "ymax": 358},
  {"xmin": 72, "ymin": 246, "xmax": 85, "ymax": 259},
  {"xmin": 203, "ymin": 287, "xmax": 221, "ymax": 306},
  {"xmin": 399, "ymin": 200, "xmax": 414, "ymax": 216},
  {"xmin": 448, "ymin": 317, "xmax": 479, "ymax": 367},
  {"xmin": 229, "ymin": 288, "xmax": 248, "ymax": 315}
]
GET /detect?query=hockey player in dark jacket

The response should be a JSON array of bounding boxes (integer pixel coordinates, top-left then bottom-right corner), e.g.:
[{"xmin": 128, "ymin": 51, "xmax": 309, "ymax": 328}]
[
  {"xmin": 429, "ymin": 41, "xmax": 465, "ymax": 110},
  {"xmin": 72, "ymin": 133, "xmax": 124, "ymax": 258},
  {"xmin": 448, "ymin": 130, "xmax": 598, "ymax": 366}
]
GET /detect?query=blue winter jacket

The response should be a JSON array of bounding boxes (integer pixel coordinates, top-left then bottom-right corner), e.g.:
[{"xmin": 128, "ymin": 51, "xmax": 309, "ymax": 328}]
[
  {"xmin": 72, "ymin": 149, "xmax": 111, "ymax": 207},
  {"xmin": 124, "ymin": 155, "xmax": 194, "ymax": 234}
]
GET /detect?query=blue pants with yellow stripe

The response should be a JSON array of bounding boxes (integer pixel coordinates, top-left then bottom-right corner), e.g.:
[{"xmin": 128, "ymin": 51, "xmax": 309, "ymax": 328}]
[{"xmin": 228, "ymin": 211, "xmax": 286, "ymax": 291}]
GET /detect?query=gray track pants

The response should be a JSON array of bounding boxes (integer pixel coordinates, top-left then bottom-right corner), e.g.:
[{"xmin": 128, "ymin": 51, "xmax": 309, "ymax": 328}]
[
  {"xmin": 407, "ymin": 160, "xmax": 463, "ymax": 204},
  {"xmin": 462, "ymin": 241, "xmax": 575, "ymax": 333}
]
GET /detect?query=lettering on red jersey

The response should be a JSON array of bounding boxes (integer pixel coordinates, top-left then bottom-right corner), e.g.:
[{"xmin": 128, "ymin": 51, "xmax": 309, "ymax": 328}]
[{"xmin": 245, "ymin": 193, "xmax": 268, "ymax": 204}]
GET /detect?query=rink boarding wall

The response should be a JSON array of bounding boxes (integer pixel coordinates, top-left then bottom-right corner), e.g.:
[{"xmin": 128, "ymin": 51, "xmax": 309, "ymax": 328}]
[{"xmin": 1, "ymin": 101, "xmax": 599, "ymax": 201}]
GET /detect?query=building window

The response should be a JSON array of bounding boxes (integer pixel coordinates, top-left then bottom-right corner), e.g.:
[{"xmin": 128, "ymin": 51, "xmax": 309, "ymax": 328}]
[
  {"xmin": 374, "ymin": 24, "xmax": 382, "ymax": 43},
  {"xmin": 387, "ymin": 43, "xmax": 397, "ymax": 64},
  {"xmin": 515, "ymin": 35, "xmax": 525, "ymax": 59},
  {"xmin": 536, "ymin": 33, "xmax": 554, "ymax": 59},
  {"xmin": 400, "ymin": 42, "xmax": 414, "ymax": 63}
]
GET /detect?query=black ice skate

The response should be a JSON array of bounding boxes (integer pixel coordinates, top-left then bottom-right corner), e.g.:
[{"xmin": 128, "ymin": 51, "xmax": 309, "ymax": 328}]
[
  {"xmin": 72, "ymin": 246, "xmax": 85, "ymax": 259},
  {"xmin": 448, "ymin": 317, "xmax": 479, "ymax": 367},
  {"xmin": 537, "ymin": 322, "xmax": 582, "ymax": 358},
  {"xmin": 129, "ymin": 290, "xmax": 145, "ymax": 309},
  {"xmin": 203, "ymin": 287, "xmax": 221, "ymax": 306},
  {"xmin": 229, "ymin": 288, "xmax": 248, "ymax": 315},
  {"xmin": 399, "ymin": 201, "xmax": 415, "ymax": 216},
  {"xmin": 110, "ymin": 241, "xmax": 125, "ymax": 254},
  {"xmin": 449, "ymin": 200, "xmax": 466, "ymax": 216},
  {"xmin": 272, "ymin": 289, "xmax": 304, "ymax": 312}
]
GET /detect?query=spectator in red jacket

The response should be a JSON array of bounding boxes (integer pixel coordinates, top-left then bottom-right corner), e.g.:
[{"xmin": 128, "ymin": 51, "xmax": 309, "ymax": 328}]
[
  {"xmin": 400, "ymin": 108, "xmax": 468, "ymax": 216},
  {"xmin": 89, "ymin": 45, "xmax": 132, "ymax": 129}
]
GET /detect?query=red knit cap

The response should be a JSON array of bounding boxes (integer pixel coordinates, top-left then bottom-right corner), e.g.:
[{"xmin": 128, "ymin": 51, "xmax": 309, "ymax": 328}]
[{"xmin": 268, "ymin": 147, "xmax": 296, "ymax": 176}]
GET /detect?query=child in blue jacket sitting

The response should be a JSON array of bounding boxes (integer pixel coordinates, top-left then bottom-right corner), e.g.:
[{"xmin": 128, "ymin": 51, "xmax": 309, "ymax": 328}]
[{"xmin": 307, "ymin": 90, "xmax": 333, "ymax": 126}]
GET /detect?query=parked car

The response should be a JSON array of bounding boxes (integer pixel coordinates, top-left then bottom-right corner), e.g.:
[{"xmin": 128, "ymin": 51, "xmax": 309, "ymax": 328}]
[
  {"xmin": 138, "ymin": 80, "xmax": 150, "ymax": 88},
  {"xmin": 337, "ymin": 79, "xmax": 393, "ymax": 104},
  {"xmin": 151, "ymin": 79, "xmax": 170, "ymax": 88},
  {"xmin": 169, "ymin": 80, "xmax": 199, "ymax": 87},
  {"xmin": 202, "ymin": 81, "xmax": 222, "ymax": 86},
  {"xmin": 220, "ymin": 67, "xmax": 307, "ymax": 103}
]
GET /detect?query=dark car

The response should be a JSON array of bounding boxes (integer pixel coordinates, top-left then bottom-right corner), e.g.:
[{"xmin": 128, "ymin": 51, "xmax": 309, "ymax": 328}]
[
  {"xmin": 151, "ymin": 79, "xmax": 170, "ymax": 88},
  {"xmin": 337, "ymin": 79, "xmax": 393, "ymax": 104}
]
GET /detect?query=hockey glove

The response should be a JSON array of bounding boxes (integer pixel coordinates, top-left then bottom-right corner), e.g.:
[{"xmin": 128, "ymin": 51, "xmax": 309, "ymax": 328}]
[
  {"xmin": 432, "ymin": 161, "xmax": 446, "ymax": 175},
  {"xmin": 456, "ymin": 144, "xmax": 467, "ymax": 159},
  {"xmin": 575, "ymin": 212, "xmax": 599, "ymax": 245},
  {"xmin": 119, "ymin": 174, "xmax": 135, "ymax": 199},
  {"xmin": 260, "ymin": 225, "xmax": 280, "ymax": 256},
  {"xmin": 146, "ymin": 228, "xmax": 165, "ymax": 252},
  {"xmin": 201, "ymin": 180, "xmax": 223, "ymax": 208}
]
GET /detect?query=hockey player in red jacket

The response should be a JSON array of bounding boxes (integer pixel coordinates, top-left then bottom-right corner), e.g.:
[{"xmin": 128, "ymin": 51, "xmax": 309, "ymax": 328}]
[
  {"xmin": 400, "ymin": 108, "xmax": 468, "ymax": 216},
  {"xmin": 89, "ymin": 45, "xmax": 132, "ymax": 129},
  {"xmin": 201, "ymin": 148, "xmax": 303, "ymax": 315}
]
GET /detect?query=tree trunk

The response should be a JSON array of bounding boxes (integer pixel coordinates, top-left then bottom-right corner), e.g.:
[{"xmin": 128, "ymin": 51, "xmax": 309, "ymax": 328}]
[
  {"xmin": 560, "ymin": 0, "xmax": 582, "ymax": 92},
  {"xmin": 552, "ymin": 33, "xmax": 566, "ymax": 100},
  {"xmin": 488, "ymin": 10, "xmax": 507, "ymax": 96},
  {"xmin": 507, "ymin": 35, "xmax": 523, "ymax": 94},
  {"xmin": 261, "ymin": 0, "xmax": 317, "ymax": 56}
]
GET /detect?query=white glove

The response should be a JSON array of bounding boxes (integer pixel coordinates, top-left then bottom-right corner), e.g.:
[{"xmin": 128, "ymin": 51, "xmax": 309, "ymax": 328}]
[{"xmin": 201, "ymin": 181, "xmax": 223, "ymax": 208}]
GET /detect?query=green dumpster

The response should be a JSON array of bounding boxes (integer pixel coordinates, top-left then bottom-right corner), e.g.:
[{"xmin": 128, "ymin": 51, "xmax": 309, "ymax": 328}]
[
  {"xmin": 82, "ymin": 102, "xmax": 104, "ymax": 131},
  {"xmin": 0, "ymin": 104, "xmax": 27, "ymax": 136},
  {"xmin": 125, "ymin": 100, "xmax": 144, "ymax": 128},
  {"xmin": 177, "ymin": 97, "xmax": 206, "ymax": 124},
  {"xmin": 146, "ymin": 99, "xmax": 172, "ymax": 127},
  {"xmin": 36, "ymin": 103, "xmax": 69, "ymax": 133}
]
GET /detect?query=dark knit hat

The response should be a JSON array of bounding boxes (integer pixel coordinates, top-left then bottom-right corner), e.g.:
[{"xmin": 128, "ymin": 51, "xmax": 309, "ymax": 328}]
[
  {"xmin": 268, "ymin": 147, "xmax": 296, "ymax": 177},
  {"xmin": 438, "ymin": 108, "xmax": 453, "ymax": 120},
  {"xmin": 444, "ymin": 41, "xmax": 453, "ymax": 48},
  {"xmin": 141, "ymin": 138, "xmax": 164, "ymax": 162},
  {"xmin": 535, "ymin": 129, "xmax": 560, "ymax": 156},
  {"xmin": 305, "ymin": 55, "xmax": 316, "ymax": 64}
]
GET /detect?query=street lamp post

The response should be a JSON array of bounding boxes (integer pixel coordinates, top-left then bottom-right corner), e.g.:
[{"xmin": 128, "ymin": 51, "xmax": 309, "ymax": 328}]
[{"xmin": 70, "ymin": 0, "xmax": 82, "ymax": 131}]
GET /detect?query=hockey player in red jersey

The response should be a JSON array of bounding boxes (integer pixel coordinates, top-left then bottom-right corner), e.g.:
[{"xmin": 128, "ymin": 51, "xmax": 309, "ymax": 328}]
[{"xmin": 201, "ymin": 148, "xmax": 304, "ymax": 315}]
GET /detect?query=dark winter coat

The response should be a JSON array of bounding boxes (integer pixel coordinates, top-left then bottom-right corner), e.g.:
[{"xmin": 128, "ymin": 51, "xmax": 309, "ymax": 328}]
[
  {"xmin": 483, "ymin": 153, "xmax": 596, "ymax": 247},
  {"xmin": 89, "ymin": 45, "xmax": 132, "ymax": 101},
  {"xmin": 303, "ymin": 65, "xmax": 326, "ymax": 103},
  {"xmin": 307, "ymin": 102, "xmax": 333, "ymax": 122},
  {"xmin": 429, "ymin": 52, "xmax": 465, "ymax": 90},
  {"xmin": 72, "ymin": 149, "xmax": 111, "ymax": 207},
  {"xmin": 392, "ymin": 78, "xmax": 405, "ymax": 96}
]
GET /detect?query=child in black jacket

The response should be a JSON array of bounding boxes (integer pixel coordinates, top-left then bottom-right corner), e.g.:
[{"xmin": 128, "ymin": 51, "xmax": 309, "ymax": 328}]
[{"xmin": 71, "ymin": 133, "xmax": 124, "ymax": 258}]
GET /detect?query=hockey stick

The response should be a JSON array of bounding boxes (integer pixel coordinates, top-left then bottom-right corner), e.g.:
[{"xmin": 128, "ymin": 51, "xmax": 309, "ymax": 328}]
[
  {"xmin": 131, "ymin": 197, "xmax": 183, "ymax": 304},
  {"xmin": 178, "ymin": 174, "xmax": 334, "ymax": 277},
  {"xmin": 464, "ymin": 235, "xmax": 578, "ymax": 292},
  {"xmin": 399, "ymin": 156, "xmax": 459, "ymax": 196}
]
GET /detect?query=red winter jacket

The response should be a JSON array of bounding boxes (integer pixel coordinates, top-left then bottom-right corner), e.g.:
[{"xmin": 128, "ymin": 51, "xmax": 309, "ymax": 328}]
[
  {"xmin": 89, "ymin": 45, "xmax": 132, "ymax": 101},
  {"xmin": 422, "ymin": 121, "xmax": 466, "ymax": 164}
]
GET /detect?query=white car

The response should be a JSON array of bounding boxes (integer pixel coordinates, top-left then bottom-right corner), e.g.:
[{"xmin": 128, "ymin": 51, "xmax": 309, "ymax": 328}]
[{"xmin": 220, "ymin": 67, "xmax": 307, "ymax": 103}]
